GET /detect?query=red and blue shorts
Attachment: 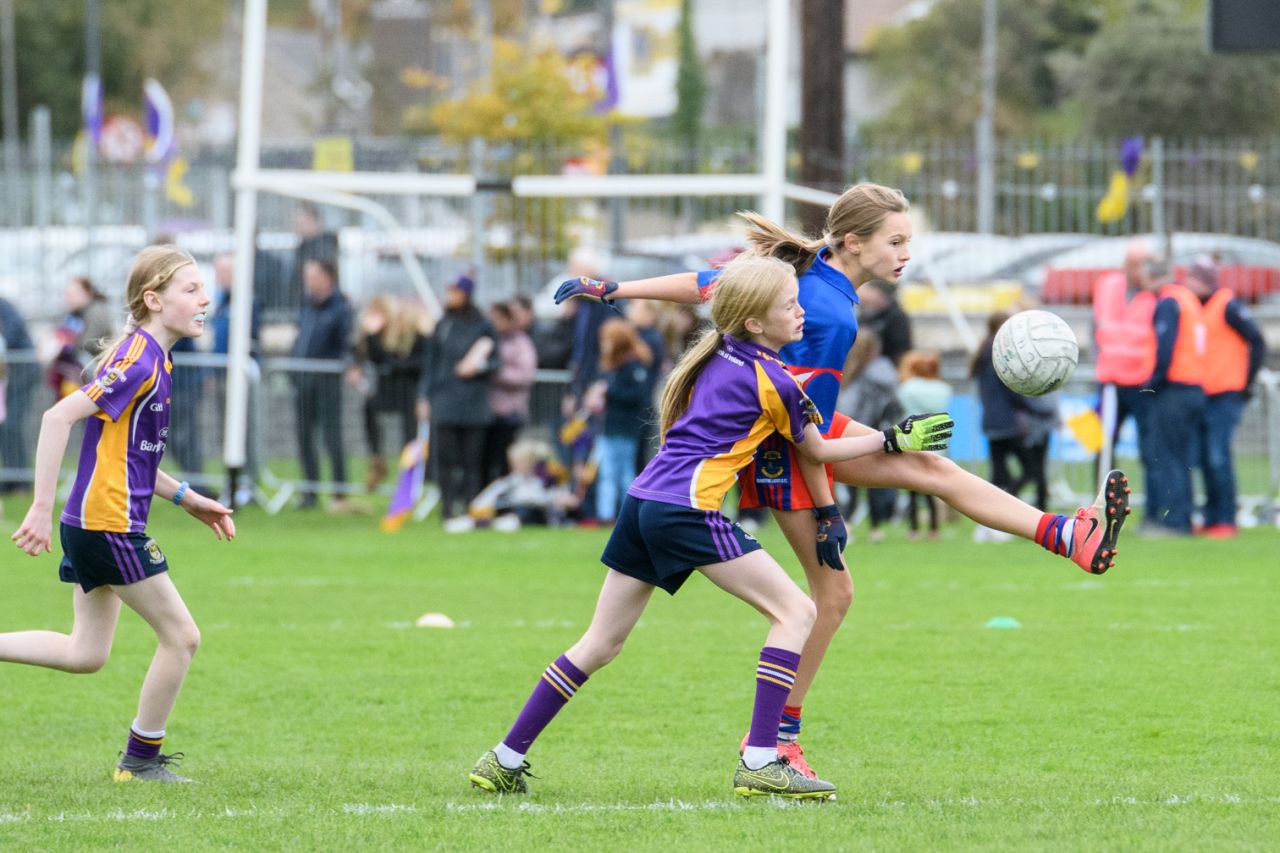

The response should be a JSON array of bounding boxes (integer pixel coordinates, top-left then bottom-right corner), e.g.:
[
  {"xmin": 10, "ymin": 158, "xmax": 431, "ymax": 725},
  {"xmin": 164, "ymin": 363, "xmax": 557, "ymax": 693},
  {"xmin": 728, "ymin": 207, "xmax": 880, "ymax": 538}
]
[{"xmin": 738, "ymin": 412, "xmax": 853, "ymax": 512}]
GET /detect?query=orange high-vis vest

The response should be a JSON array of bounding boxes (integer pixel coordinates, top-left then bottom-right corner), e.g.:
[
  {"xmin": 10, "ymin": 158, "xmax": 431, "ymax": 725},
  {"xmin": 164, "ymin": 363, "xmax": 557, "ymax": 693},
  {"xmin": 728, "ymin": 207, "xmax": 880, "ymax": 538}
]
[
  {"xmin": 1159, "ymin": 284, "xmax": 1206, "ymax": 387},
  {"xmin": 1201, "ymin": 288, "xmax": 1249, "ymax": 395},
  {"xmin": 1092, "ymin": 271, "xmax": 1157, "ymax": 385}
]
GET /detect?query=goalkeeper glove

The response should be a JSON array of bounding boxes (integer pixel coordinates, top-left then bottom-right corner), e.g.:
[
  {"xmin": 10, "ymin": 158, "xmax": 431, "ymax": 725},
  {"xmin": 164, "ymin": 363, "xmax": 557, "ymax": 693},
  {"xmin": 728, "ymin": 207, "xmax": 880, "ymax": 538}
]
[
  {"xmin": 883, "ymin": 412, "xmax": 954, "ymax": 453},
  {"xmin": 553, "ymin": 276, "xmax": 621, "ymax": 311},
  {"xmin": 812, "ymin": 503, "xmax": 847, "ymax": 570}
]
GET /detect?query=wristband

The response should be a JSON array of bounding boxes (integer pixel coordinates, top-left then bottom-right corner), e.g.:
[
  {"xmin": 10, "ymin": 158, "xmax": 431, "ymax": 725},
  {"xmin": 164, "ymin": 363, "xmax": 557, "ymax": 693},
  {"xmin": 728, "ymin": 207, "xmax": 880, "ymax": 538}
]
[{"xmin": 172, "ymin": 481, "xmax": 190, "ymax": 506}]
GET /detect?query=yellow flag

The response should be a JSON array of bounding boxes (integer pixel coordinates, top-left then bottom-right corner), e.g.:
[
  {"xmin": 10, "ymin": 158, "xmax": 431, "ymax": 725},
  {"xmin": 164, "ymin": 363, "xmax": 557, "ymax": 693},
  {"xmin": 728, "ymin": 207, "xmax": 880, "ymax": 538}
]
[
  {"xmin": 1095, "ymin": 170, "xmax": 1129, "ymax": 223},
  {"xmin": 1066, "ymin": 409, "xmax": 1103, "ymax": 454},
  {"xmin": 166, "ymin": 157, "xmax": 195, "ymax": 208}
]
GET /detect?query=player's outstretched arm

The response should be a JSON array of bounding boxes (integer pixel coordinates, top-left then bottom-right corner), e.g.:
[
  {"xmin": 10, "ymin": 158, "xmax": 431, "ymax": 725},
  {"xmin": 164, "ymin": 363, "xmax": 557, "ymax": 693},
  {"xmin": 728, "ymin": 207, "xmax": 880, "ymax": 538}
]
[
  {"xmin": 156, "ymin": 470, "xmax": 236, "ymax": 541},
  {"xmin": 11, "ymin": 391, "xmax": 99, "ymax": 556},
  {"xmin": 794, "ymin": 422, "xmax": 883, "ymax": 465},
  {"xmin": 553, "ymin": 272, "xmax": 702, "ymax": 306}
]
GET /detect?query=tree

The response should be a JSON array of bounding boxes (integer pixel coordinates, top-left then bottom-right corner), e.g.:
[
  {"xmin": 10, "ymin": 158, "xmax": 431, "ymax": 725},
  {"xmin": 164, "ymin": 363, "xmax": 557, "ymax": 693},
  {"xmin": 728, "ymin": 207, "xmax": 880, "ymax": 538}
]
[
  {"xmin": 13, "ymin": 0, "xmax": 223, "ymax": 139},
  {"xmin": 673, "ymin": 0, "xmax": 705, "ymax": 153},
  {"xmin": 1076, "ymin": 6, "xmax": 1280, "ymax": 136},
  {"xmin": 866, "ymin": 0, "xmax": 1100, "ymax": 137},
  {"xmin": 412, "ymin": 39, "xmax": 610, "ymax": 145}
]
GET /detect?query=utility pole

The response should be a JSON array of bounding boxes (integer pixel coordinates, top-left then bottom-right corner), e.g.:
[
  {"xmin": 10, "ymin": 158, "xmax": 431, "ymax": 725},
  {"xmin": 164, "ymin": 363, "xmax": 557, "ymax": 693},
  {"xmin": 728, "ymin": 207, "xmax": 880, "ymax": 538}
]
[
  {"xmin": 799, "ymin": 0, "xmax": 844, "ymax": 235},
  {"xmin": 0, "ymin": 0, "xmax": 20, "ymax": 227},
  {"xmin": 975, "ymin": 0, "xmax": 997, "ymax": 233}
]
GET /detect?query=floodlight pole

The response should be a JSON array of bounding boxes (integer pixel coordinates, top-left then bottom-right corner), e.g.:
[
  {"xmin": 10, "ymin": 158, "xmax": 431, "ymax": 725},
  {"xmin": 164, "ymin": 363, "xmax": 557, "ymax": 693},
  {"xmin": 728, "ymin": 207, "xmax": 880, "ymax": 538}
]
[
  {"xmin": 761, "ymin": 0, "xmax": 788, "ymax": 223},
  {"xmin": 223, "ymin": 0, "xmax": 267, "ymax": 502}
]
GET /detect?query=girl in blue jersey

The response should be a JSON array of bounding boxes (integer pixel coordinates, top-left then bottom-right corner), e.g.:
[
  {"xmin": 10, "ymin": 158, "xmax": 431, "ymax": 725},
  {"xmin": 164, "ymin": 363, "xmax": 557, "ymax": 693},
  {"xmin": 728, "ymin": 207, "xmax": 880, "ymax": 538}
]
[
  {"xmin": 555, "ymin": 183, "xmax": 1131, "ymax": 779},
  {"xmin": 470, "ymin": 254, "xmax": 951, "ymax": 799},
  {"xmin": 6, "ymin": 245, "xmax": 236, "ymax": 783}
]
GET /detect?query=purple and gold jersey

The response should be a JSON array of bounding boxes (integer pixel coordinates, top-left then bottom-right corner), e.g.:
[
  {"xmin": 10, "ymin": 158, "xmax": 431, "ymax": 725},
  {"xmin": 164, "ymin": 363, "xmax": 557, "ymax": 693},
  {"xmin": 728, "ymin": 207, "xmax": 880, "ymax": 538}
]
[
  {"xmin": 697, "ymin": 248, "xmax": 859, "ymax": 436},
  {"xmin": 61, "ymin": 331, "xmax": 172, "ymax": 533},
  {"xmin": 628, "ymin": 334, "xmax": 817, "ymax": 511}
]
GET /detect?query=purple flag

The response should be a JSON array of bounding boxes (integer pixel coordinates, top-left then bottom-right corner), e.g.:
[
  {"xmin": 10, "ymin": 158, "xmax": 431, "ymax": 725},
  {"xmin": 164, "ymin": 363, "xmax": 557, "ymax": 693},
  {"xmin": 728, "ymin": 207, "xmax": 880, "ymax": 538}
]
[{"xmin": 1121, "ymin": 136, "xmax": 1143, "ymax": 178}]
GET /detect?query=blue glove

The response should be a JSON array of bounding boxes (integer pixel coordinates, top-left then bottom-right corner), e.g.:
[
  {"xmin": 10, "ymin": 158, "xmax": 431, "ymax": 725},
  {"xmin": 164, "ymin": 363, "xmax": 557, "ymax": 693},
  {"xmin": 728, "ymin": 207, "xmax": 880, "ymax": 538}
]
[
  {"xmin": 553, "ymin": 276, "xmax": 621, "ymax": 311},
  {"xmin": 812, "ymin": 504, "xmax": 847, "ymax": 570}
]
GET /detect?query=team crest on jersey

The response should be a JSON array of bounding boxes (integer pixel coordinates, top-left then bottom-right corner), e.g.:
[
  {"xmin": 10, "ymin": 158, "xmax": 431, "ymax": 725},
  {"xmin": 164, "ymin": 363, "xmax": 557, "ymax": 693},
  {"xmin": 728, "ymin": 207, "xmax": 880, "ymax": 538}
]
[
  {"xmin": 143, "ymin": 539, "xmax": 165, "ymax": 565},
  {"xmin": 95, "ymin": 366, "xmax": 126, "ymax": 392},
  {"xmin": 759, "ymin": 449, "xmax": 786, "ymax": 480}
]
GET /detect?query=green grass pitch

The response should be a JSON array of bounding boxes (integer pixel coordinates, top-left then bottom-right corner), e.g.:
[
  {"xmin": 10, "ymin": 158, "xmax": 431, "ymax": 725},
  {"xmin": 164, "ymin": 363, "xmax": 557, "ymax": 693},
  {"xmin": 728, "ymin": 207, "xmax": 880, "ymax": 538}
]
[{"xmin": 1, "ymin": 499, "xmax": 1277, "ymax": 850}]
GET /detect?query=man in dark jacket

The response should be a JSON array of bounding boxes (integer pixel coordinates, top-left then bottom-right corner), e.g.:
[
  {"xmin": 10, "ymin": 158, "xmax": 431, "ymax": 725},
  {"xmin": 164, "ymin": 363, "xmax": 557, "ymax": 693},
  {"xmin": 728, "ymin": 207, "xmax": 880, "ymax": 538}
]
[
  {"xmin": 292, "ymin": 259, "xmax": 354, "ymax": 509},
  {"xmin": 416, "ymin": 276, "xmax": 496, "ymax": 521},
  {"xmin": 282, "ymin": 203, "xmax": 338, "ymax": 313}
]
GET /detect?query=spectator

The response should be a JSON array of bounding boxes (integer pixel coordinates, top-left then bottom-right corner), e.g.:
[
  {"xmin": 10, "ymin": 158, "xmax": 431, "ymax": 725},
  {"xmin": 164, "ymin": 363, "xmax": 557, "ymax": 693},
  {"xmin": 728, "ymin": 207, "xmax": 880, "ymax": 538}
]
[
  {"xmin": 626, "ymin": 299, "xmax": 668, "ymax": 468},
  {"xmin": 532, "ymin": 297, "xmax": 576, "ymax": 370},
  {"xmin": 857, "ymin": 280, "xmax": 913, "ymax": 367},
  {"xmin": 836, "ymin": 329, "xmax": 901, "ymax": 542},
  {"xmin": 971, "ymin": 312, "xmax": 1059, "ymax": 533},
  {"xmin": 483, "ymin": 301, "xmax": 537, "ymax": 488},
  {"xmin": 210, "ymin": 251, "xmax": 262, "ymax": 359},
  {"xmin": 1144, "ymin": 259, "xmax": 1206, "ymax": 535},
  {"xmin": 209, "ymin": 251, "xmax": 263, "ymax": 501},
  {"xmin": 897, "ymin": 350, "xmax": 953, "ymax": 540},
  {"xmin": 0, "ymin": 296, "xmax": 37, "ymax": 488},
  {"xmin": 350, "ymin": 295, "xmax": 427, "ymax": 492},
  {"xmin": 283, "ymin": 202, "xmax": 338, "ymax": 313},
  {"xmin": 1187, "ymin": 256, "xmax": 1266, "ymax": 538},
  {"xmin": 167, "ymin": 336, "xmax": 205, "ymax": 476},
  {"xmin": 1092, "ymin": 239, "xmax": 1160, "ymax": 511},
  {"xmin": 416, "ymin": 275, "xmax": 497, "ymax": 522},
  {"xmin": 48, "ymin": 276, "xmax": 115, "ymax": 400},
  {"xmin": 445, "ymin": 439, "xmax": 578, "ymax": 533},
  {"xmin": 588, "ymin": 318, "xmax": 655, "ymax": 523},
  {"xmin": 291, "ymin": 258, "xmax": 355, "ymax": 510}
]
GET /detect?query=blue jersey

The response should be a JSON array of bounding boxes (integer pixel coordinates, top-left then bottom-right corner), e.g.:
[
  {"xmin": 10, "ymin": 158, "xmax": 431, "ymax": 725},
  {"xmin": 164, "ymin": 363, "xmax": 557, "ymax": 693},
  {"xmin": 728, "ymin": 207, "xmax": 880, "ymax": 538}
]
[{"xmin": 697, "ymin": 248, "xmax": 858, "ymax": 436}]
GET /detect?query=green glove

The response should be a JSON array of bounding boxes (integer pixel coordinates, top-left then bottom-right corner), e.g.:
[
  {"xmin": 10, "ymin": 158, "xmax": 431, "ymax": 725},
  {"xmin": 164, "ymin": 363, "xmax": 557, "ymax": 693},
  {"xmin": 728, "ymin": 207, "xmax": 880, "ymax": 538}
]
[{"xmin": 883, "ymin": 412, "xmax": 954, "ymax": 453}]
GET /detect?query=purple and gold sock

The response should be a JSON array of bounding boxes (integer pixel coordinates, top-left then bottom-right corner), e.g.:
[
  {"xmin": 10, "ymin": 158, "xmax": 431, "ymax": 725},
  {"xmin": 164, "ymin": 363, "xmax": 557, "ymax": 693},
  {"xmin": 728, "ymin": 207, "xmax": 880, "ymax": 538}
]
[
  {"xmin": 125, "ymin": 727, "xmax": 164, "ymax": 760},
  {"xmin": 501, "ymin": 654, "xmax": 590, "ymax": 757},
  {"xmin": 747, "ymin": 647, "xmax": 801, "ymax": 750}
]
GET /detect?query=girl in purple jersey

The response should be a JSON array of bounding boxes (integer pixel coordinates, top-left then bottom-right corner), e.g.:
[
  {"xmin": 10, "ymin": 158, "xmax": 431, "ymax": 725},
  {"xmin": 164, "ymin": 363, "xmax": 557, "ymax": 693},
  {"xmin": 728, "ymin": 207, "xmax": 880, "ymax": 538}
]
[
  {"xmin": 555, "ymin": 183, "xmax": 1131, "ymax": 780},
  {"xmin": 6, "ymin": 245, "xmax": 236, "ymax": 784},
  {"xmin": 469, "ymin": 255, "xmax": 952, "ymax": 799}
]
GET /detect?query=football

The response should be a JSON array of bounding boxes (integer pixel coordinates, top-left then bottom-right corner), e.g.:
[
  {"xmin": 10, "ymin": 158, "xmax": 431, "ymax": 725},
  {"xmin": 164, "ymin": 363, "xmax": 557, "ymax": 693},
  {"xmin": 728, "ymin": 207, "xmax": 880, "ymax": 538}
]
[{"xmin": 991, "ymin": 310, "xmax": 1079, "ymax": 396}]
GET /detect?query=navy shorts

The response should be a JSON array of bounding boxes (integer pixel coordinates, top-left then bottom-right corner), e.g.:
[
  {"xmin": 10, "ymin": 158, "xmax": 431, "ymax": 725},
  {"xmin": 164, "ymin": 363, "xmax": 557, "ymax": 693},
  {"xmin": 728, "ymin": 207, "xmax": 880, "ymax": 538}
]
[
  {"xmin": 58, "ymin": 524, "xmax": 170, "ymax": 593},
  {"xmin": 600, "ymin": 495, "xmax": 762, "ymax": 595}
]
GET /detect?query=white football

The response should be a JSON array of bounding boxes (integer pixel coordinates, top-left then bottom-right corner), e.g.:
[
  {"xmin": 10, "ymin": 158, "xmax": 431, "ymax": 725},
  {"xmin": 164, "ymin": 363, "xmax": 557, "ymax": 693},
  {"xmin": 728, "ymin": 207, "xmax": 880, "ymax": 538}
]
[{"xmin": 991, "ymin": 310, "xmax": 1078, "ymax": 396}]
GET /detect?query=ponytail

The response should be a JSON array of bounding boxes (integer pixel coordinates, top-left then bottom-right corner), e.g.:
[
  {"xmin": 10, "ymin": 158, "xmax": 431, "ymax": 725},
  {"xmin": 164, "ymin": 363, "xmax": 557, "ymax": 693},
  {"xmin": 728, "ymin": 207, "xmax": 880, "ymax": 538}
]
[{"xmin": 737, "ymin": 211, "xmax": 827, "ymax": 275}]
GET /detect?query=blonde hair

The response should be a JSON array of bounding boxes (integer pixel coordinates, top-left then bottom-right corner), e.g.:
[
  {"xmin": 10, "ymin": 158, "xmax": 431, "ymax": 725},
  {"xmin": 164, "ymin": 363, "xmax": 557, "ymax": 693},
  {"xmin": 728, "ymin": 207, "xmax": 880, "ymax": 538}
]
[
  {"xmin": 90, "ymin": 245, "xmax": 196, "ymax": 373},
  {"xmin": 363, "ymin": 295, "xmax": 424, "ymax": 357},
  {"xmin": 737, "ymin": 183, "xmax": 909, "ymax": 274},
  {"xmin": 657, "ymin": 255, "xmax": 796, "ymax": 438}
]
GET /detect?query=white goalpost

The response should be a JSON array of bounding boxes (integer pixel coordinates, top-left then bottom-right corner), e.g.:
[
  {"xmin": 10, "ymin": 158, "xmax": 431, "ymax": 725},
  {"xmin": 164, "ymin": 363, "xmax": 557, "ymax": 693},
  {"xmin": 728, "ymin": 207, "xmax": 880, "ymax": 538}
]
[{"xmin": 223, "ymin": 0, "xmax": 971, "ymax": 499}]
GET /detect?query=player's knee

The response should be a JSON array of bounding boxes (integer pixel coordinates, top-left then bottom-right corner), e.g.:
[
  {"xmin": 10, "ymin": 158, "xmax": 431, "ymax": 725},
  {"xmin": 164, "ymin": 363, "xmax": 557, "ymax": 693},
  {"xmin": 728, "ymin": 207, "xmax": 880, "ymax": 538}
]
[
  {"xmin": 161, "ymin": 621, "xmax": 201, "ymax": 659},
  {"xmin": 64, "ymin": 648, "xmax": 111, "ymax": 674},
  {"xmin": 816, "ymin": 579, "xmax": 854, "ymax": 621},
  {"xmin": 779, "ymin": 593, "xmax": 817, "ymax": 636}
]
